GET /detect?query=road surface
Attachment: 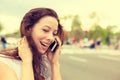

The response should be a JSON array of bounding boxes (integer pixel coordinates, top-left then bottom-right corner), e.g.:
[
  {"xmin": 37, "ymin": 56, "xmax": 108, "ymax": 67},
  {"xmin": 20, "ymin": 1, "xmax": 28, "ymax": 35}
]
[{"xmin": 60, "ymin": 45, "xmax": 120, "ymax": 80}]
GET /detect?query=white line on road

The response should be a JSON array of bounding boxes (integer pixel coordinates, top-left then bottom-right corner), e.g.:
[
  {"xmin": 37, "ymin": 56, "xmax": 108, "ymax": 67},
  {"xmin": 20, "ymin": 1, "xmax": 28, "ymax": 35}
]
[
  {"xmin": 98, "ymin": 55, "xmax": 120, "ymax": 61},
  {"xmin": 69, "ymin": 56, "xmax": 87, "ymax": 63}
]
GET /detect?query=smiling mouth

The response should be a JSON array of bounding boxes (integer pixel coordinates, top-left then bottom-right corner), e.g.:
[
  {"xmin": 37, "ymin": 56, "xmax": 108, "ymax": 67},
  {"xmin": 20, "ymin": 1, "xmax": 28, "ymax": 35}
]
[{"xmin": 40, "ymin": 41, "xmax": 50, "ymax": 48}]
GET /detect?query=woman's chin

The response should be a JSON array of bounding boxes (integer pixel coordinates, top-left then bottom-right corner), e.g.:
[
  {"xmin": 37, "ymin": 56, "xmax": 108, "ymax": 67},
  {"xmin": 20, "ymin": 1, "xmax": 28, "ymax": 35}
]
[
  {"xmin": 38, "ymin": 49, "xmax": 46, "ymax": 55},
  {"xmin": 37, "ymin": 45, "xmax": 48, "ymax": 55}
]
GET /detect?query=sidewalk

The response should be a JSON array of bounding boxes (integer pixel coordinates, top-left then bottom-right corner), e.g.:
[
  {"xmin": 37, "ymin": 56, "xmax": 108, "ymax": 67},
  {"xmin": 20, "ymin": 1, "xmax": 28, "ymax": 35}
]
[{"xmin": 61, "ymin": 45, "xmax": 120, "ymax": 55}]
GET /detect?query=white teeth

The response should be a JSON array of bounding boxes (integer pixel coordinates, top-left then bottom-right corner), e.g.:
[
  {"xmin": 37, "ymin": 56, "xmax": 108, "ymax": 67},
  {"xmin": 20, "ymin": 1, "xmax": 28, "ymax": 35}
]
[
  {"xmin": 40, "ymin": 42, "xmax": 49, "ymax": 47},
  {"xmin": 43, "ymin": 43, "xmax": 49, "ymax": 47}
]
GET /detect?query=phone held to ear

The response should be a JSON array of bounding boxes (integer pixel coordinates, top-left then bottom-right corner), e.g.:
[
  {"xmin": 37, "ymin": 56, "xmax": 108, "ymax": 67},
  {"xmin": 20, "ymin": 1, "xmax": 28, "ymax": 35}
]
[{"xmin": 49, "ymin": 40, "xmax": 59, "ymax": 52}]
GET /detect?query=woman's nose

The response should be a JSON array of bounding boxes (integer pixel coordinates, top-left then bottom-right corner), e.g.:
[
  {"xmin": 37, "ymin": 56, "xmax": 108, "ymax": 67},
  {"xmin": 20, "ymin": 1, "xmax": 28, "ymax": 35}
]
[{"xmin": 47, "ymin": 33, "xmax": 55, "ymax": 42}]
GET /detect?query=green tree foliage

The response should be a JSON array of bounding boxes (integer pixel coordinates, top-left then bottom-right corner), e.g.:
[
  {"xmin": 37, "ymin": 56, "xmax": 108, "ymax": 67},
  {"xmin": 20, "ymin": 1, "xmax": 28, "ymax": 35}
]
[
  {"xmin": 0, "ymin": 22, "xmax": 3, "ymax": 32},
  {"xmin": 106, "ymin": 25, "xmax": 117, "ymax": 37},
  {"xmin": 115, "ymin": 32, "xmax": 120, "ymax": 39},
  {"xmin": 88, "ymin": 24, "xmax": 104, "ymax": 40},
  {"xmin": 71, "ymin": 15, "xmax": 84, "ymax": 41},
  {"xmin": 61, "ymin": 14, "xmax": 119, "ymax": 45},
  {"xmin": 88, "ymin": 24, "xmax": 118, "ymax": 45},
  {"xmin": 105, "ymin": 25, "xmax": 117, "ymax": 45}
]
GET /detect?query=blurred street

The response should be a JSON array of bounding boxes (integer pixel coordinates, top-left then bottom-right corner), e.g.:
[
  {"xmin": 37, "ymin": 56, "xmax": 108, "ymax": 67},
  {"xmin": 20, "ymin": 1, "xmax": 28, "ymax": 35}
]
[{"xmin": 60, "ymin": 45, "xmax": 120, "ymax": 80}]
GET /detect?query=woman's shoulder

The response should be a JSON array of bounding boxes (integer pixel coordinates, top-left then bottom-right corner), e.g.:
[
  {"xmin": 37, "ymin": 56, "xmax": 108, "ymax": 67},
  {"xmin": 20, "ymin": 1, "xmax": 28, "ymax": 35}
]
[
  {"xmin": 0, "ymin": 54, "xmax": 22, "ymax": 80},
  {"xmin": 0, "ymin": 61, "xmax": 18, "ymax": 80}
]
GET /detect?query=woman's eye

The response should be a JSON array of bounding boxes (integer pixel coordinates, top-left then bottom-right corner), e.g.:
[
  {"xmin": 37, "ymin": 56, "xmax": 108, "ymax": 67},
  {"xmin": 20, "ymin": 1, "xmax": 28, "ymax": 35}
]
[{"xmin": 43, "ymin": 29, "xmax": 49, "ymax": 32}]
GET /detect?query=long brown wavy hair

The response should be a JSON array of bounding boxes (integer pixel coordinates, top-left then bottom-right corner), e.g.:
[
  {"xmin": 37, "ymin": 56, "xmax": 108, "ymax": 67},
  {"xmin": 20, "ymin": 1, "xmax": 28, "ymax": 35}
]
[{"xmin": 0, "ymin": 8, "xmax": 65, "ymax": 80}]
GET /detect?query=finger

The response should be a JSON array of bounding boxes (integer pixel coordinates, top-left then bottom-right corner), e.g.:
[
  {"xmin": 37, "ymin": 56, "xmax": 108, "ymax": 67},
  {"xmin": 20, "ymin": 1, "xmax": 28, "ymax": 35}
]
[
  {"xmin": 17, "ymin": 40, "xmax": 20, "ymax": 46},
  {"xmin": 23, "ymin": 36, "xmax": 29, "ymax": 46},
  {"xmin": 17, "ymin": 37, "xmax": 26, "ymax": 49},
  {"xmin": 55, "ymin": 36, "xmax": 62, "ymax": 46},
  {"xmin": 18, "ymin": 37, "xmax": 28, "ymax": 47}
]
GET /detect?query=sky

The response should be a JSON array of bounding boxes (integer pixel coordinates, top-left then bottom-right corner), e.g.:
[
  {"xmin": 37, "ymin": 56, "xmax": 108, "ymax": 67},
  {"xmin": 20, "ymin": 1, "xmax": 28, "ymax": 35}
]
[{"xmin": 0, "ymin": 0, "xmax": 120, "ymax": 34}]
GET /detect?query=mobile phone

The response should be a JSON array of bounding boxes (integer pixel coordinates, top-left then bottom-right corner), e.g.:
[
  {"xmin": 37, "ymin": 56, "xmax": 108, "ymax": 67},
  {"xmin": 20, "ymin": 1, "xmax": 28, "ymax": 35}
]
[{"xmin": 49, "ymin": 40, "xmax": 59, "ymax": 52}]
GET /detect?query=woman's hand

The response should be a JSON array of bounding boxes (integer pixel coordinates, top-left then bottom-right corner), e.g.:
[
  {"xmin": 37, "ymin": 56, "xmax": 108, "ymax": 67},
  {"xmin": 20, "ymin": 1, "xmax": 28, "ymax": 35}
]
[
  {"xmin": 47, "ymin": 36, "xmax": 62, "ymax": 65},
  {"xmin": 18, "ymin": 36, "xmax": 33, "ymax": 63}
]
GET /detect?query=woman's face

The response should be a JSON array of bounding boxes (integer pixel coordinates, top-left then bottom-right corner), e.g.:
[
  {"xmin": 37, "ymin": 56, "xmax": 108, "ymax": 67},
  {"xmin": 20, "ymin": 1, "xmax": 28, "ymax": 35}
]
[{"xmin": 31, "ymin": 16, "xmax": 58, "ymax": 54}]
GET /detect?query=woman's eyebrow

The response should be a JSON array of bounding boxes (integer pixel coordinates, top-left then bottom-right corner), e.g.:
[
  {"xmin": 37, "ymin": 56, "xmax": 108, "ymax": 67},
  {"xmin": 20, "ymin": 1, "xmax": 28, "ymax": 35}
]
[
  {"xmin": 44, "ymin": 25, "xmax": 58, "ymax": 31},
  {"xmin": 44, "ymin": 25, "xmax": 51, "ymax": 29}
]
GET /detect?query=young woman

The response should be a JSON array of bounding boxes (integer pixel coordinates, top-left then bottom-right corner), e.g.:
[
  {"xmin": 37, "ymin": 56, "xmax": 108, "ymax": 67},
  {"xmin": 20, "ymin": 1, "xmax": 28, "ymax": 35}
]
[{"xmin": 0, "ymin": 7, "xmax": 65, "ymax": 80}]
